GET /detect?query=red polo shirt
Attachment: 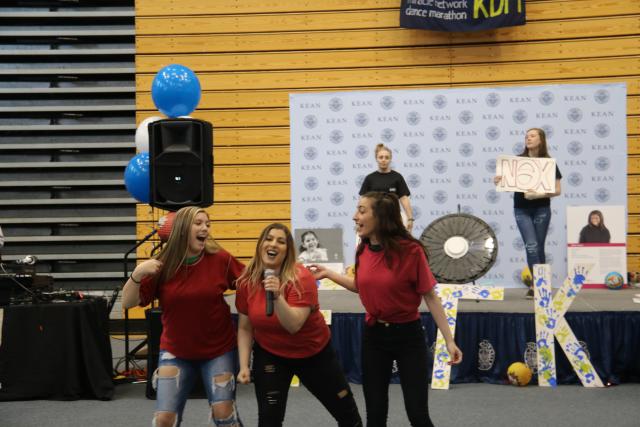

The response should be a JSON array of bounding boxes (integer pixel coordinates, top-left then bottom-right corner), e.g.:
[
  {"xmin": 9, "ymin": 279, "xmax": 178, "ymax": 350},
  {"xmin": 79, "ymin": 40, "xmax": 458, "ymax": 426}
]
[
  {"xmin": 235, "ymin": 265, "xmax": 330, "ymax": 358},
  {"xmin": 356, "ymin": 240, "xmax": 437, "ymax": 325},
  {"xmin": 139, "ymin": 250, "xmax": 244, "ymax": 359}
]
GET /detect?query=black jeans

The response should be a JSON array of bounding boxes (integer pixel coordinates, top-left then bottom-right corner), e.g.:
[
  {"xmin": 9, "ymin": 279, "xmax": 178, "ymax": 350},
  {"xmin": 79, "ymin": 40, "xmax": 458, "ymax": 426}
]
[
  {"xmin": 362, "ymin": 319, "xmax": 433, "ymax": 427},
  {"xmin": 252, "ymin": 341, "xmax": 362, "ymax": 427}
]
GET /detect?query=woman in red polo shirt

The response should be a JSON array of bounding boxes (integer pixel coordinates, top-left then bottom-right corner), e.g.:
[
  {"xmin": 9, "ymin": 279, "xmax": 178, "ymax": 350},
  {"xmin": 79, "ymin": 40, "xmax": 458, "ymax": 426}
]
[
  {"xmin": 122, "ymin": 206, "xmax": 244, "ymax": 427},
  {"xmin": 311, "ymin": 192, "xmax": 463, "ymax": 427},
  {"xmin": 235, "ymin": 223, "xmax": 362, "ymax": 427}
]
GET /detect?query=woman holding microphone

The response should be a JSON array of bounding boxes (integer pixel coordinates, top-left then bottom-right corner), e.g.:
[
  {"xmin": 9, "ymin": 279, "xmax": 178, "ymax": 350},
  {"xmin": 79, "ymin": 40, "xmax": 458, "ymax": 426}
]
[{"xmin": 235, "ymin": 223, "xmax": 362, "ymax": 427}]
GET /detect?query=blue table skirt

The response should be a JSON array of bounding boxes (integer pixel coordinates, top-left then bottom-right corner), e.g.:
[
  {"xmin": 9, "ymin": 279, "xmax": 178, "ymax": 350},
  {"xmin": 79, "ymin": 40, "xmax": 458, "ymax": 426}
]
[{"xmin": 330, "ymin": 312, "xmax": 640, "ymax": 385}]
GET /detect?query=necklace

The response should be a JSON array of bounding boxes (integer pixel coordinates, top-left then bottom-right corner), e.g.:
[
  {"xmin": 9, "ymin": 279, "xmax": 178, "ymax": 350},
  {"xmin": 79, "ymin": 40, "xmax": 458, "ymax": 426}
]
[{"xmin": 184, "ymin": 254, "xmax": 202, "ymax": 265}]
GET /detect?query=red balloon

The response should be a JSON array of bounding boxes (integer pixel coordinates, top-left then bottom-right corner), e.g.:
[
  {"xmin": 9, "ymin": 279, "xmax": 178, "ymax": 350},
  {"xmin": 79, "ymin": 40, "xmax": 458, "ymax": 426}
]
[{"xmin": 158, "ymin": 212, "xmax": 176, "ymax": 242}]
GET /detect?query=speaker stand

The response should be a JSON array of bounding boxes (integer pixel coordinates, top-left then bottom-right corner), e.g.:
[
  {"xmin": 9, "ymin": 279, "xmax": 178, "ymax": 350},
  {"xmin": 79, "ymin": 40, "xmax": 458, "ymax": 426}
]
[{"xmin": 115, "ymin": 228, "xmax": 158, "ymax": 382}]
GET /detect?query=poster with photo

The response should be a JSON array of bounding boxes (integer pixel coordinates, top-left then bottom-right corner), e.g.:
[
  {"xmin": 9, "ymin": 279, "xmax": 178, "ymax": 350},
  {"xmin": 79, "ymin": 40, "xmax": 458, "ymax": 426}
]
[
  {"xmin": 566, "ymin": 205, "xmax": 626, "ymax": 287},
  {"xmin": 294, "ymin": 228, "xmax": 345, "ymax": 290}
]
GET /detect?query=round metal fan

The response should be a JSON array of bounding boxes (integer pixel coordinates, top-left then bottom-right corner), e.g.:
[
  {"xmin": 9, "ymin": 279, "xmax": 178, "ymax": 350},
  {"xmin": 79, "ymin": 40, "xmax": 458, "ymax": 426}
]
[{"xmin": 419, "ymin": 213, "xmax": 498, "ymax": 284}]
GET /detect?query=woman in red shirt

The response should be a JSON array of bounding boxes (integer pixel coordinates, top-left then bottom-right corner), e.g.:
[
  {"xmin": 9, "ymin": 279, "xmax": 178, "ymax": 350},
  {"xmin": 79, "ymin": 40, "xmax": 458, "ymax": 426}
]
[
  {"xmin": 122, "ymin": 206, "xmax": 244, "ymax": 427},
  {"xmin": 235, "ymin": 223, "xmax": 362, "ymax": 427},
  {"xmin": 312, "ymin": 192, "xmax": 463, "ymax": 427}
]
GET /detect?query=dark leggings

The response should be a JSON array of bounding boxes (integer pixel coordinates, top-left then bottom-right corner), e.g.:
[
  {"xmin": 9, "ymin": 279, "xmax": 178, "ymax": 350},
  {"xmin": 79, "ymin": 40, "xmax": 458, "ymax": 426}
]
[
  {"xmin": 252, "ymin": 341, "xmax": 362, "ymax": 427},
  {"xmin": 362, "ymin": 320, "xmax": 432, "ymax": 427}
]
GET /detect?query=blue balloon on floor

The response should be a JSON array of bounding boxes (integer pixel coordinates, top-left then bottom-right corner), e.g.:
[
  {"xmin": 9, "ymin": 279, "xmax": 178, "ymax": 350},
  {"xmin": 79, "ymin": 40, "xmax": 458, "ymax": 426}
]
[
  {"xmin": 151, "ymin": 64, "xmax": 201, "ymax": 117},
  {"xmin": 124, "ymin": 153, "xmax": 150, "ymax": 203}
]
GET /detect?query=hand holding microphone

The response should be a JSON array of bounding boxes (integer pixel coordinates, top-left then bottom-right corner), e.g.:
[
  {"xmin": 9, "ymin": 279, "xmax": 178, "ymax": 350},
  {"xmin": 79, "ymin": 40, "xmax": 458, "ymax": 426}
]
[{"xmin": 263, "ymin": 268, "xmax": 277, "ymax": 316}]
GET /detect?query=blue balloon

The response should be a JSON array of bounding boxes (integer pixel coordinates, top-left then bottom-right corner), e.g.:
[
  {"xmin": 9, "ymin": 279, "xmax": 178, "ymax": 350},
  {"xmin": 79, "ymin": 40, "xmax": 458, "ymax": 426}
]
[
  {"xmin": 124, "ymin": 153, "xmax": 150, "ymax": 203},
  {"xmin": 151, "ymin": 64, "xmax": 201, "ymax": 117}
]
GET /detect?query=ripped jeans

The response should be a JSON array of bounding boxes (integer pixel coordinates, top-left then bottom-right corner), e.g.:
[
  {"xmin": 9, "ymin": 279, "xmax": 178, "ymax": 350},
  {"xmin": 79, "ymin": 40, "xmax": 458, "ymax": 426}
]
[
  {"xmin": 252, "ymin": 342, "xmax": 362, "ymax": 427},
  {"xmin": 154, "ymin": 349, "xmax": 242, "ymax": 426},
  {"xmin": 514, "ymin": 206, "xmax": 551, "ymax": 273}
]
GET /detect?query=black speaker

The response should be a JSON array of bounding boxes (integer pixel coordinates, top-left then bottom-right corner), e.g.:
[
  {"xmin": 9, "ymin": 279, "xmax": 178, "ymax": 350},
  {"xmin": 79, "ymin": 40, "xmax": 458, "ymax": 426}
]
[{"xmin": 148, "ymin": 118, "xmax": 214, "ymax": 211}]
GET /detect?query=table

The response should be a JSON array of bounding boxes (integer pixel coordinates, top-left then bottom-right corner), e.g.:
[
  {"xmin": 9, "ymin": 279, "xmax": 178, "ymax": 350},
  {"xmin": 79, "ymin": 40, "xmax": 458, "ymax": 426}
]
[{"xmin": 0, "ymin": 298, "xmax": 114, "ymax": 400}]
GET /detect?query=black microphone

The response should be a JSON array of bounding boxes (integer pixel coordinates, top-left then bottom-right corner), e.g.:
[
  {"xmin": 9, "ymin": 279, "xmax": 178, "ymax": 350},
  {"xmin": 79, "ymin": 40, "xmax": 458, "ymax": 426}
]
[{"xmin": 264, "ymin": 268, "xmax": 276, "ymax": 317}]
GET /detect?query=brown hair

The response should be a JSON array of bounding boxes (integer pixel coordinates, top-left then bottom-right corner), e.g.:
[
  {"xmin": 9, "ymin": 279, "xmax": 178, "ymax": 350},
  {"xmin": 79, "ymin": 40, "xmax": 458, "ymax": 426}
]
[
  {"xmin": 519, "ymin": 127, "xmax": 550, "ymax": 158},
  {"xmin": 355, "ymin": 192, "xmax": 428, "ymax": 273},
  {"xmin": 588, "ymin": 210, "xmax": 606, "ymax": 229}
]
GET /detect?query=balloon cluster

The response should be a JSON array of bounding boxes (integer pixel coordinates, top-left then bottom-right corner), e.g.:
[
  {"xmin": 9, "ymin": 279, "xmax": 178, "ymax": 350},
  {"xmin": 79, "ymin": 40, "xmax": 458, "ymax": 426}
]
[{"xmin": 124, "ymin": 64, "xmax": 202, "ymax": 203}]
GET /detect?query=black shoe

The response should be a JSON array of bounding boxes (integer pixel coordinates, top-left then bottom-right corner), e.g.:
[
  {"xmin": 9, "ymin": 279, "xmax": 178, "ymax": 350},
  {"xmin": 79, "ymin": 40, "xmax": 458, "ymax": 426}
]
[{"xmin": 525, "ymin": 288, "xmax": 534, "ymax": 299}]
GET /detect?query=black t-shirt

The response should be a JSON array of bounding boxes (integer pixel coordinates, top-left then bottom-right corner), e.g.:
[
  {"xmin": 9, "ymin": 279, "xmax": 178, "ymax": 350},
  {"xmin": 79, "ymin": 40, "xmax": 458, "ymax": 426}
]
[
  {"xmin": 359, "ymin": 170, "xmax": 411, "ymax": 197},
  {"xmin": 513, "ymin": 164, "xmax": 562, "ymax": 209}
]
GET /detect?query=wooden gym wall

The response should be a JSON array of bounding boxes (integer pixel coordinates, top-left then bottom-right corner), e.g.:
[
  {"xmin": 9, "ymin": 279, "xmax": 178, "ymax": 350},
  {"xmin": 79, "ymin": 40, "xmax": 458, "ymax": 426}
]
[{"xmin": 135, "ymin": 0, "xmax": 640, "ymax": 268}]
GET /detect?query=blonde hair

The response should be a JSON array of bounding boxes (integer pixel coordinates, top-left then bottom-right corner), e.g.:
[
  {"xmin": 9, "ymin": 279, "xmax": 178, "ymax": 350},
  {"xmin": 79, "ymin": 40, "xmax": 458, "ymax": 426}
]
[
  {"xmin": 237, "ymin": 223, "xmax": 301, "ymax": 296},
  {"xmin": 153, "ymin": 206, "xmax": 220, "ymax": 286},
  {"xmin": 375, "ymin": 143, "xmax": 392, "ymax": 158}
]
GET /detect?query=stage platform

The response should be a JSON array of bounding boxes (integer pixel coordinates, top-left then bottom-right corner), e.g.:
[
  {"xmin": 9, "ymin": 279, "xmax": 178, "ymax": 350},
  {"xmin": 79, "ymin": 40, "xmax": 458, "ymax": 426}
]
[
  {"xmin": 230, "ymin": 288, "xmax": 640, "ymax": 386},
  {"xmin": 314, "ymin": 288, "xmax": 640, "ymax": 314}
]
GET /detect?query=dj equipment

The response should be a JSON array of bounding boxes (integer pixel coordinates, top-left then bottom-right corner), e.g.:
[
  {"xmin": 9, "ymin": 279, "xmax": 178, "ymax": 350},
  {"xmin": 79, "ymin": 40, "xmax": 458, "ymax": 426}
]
[
  {"xmin": 419, "ymin": 213, "xmax": 498, "ymax": 284},
  {"xmin": 0, "ymin": 272, "xmax": 54, "ymax": 306},
  {"xmin": 1, "ymin": 260, "xmax": 36, "ymax": 276}
]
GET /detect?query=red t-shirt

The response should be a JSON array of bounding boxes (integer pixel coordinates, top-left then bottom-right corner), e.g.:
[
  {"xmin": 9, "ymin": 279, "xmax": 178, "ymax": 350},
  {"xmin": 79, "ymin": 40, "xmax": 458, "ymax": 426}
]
[
  {"xmin": 235, "ymin": 265, "xmax": 330, "ymax": 358},
  {"xmin": 139, "ymin": 250, "xmax": 245, "ymax": 359},
  {"xmin": 356, "ymin": 240, "xmax": 437, "ymax": 326}
]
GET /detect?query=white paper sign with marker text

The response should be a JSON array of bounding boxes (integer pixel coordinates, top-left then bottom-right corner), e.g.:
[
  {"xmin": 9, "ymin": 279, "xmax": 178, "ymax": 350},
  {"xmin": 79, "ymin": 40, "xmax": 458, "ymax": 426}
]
[{"xmin": 495, "ymin": 155, "xmax": 556, "ymax": 193}]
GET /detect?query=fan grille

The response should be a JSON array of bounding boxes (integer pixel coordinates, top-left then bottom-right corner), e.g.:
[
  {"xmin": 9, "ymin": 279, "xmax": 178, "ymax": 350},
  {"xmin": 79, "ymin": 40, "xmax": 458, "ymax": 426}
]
[{"xmin": 419, "ymin": 213, "xmax": 498, "ymax": 284}]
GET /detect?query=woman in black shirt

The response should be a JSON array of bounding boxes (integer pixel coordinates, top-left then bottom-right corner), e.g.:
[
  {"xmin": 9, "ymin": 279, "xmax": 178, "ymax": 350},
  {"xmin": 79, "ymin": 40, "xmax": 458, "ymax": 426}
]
[
  {"xmin": 494, "ymin": 128, "xmax": 562, "ymax": 297},
  {"xmin": 359, "ymin": 143, "xmax": 414, "ymax": 232}
]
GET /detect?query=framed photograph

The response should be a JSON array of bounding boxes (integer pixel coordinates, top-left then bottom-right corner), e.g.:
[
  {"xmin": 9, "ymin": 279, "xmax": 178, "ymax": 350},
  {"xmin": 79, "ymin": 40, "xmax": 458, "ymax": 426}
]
[
  {"xmin": 294, "ymin": 228, "xmax": 346, "ymax": 290},
  {"xmin": 294, "ymin": 228, "xmax": 344, "ymax": 264}
]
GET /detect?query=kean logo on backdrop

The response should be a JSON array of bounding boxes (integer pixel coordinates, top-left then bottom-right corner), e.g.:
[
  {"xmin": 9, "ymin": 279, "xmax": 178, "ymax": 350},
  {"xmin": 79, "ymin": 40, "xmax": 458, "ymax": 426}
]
[{"xmin": 400, "ymin": 0, "xmax": 525, "ymax": 32}]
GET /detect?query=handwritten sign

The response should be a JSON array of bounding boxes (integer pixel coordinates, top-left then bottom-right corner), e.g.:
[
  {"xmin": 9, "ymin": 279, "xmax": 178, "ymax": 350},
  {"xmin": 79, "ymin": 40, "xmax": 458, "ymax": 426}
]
[{"xmin": 495, "ymin": 155, "xmax": 556, "ymax": 193}]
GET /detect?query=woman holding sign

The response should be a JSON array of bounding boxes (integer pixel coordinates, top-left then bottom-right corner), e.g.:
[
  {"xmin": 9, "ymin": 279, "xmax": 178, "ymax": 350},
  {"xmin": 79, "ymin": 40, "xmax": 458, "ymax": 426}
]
[{"xmin": 494, "ymin": 128, "xmax": 562, "ymax": 297}]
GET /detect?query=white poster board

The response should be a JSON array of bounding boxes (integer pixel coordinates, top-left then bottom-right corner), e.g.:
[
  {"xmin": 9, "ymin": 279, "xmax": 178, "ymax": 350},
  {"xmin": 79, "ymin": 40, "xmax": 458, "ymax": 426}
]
[
  {"xmin": 495, "ymin": 155, "xmax": 557, "ymax": 193},
  {"xmin": 566, "ymin": 205, "xmax": 626, "ymax": 287}
]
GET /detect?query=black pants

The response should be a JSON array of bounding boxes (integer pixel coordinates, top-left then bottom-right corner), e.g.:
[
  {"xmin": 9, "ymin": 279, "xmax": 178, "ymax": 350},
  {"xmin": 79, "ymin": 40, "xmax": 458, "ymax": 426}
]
[
  {"xmin": 252, "ymin": 341, "xmax": 362, "ymax": 427},
  {"xmin": 362, "ymin": 320, "xmax": 433, "ymax": 427}
]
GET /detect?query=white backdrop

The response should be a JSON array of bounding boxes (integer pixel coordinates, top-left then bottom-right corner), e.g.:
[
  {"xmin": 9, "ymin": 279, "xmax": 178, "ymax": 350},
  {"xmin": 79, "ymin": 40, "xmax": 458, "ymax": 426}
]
[{"xmin": 290, "ymin": 84, "xmax": 627, "ymax": 287}]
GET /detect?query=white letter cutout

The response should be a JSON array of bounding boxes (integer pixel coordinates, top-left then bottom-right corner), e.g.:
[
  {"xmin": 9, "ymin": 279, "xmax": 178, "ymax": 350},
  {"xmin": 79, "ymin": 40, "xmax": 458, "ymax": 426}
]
[
  {"xmin": 431, "ymin": 284, "xmax": 504, "ymax": 390},
  {"xmin": 533, "ymin": 264, "xmax": 604, "ymax": 387}
]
